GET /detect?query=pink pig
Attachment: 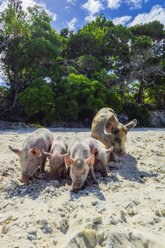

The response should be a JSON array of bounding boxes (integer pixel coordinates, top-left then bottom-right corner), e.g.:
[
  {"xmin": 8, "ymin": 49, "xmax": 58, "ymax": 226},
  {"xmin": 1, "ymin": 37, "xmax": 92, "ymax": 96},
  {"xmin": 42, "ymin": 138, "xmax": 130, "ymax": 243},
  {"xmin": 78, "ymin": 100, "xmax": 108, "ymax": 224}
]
[
  {"xmin": 9, "ymin": 128, "xmax": 53, "ymax": 182},
  {"xmin": 65, "ymin": 136, "xmax": 97, "ymax": 192},
  {"xmin": 43, "ymin": 135, "xmax": 68, "ymax": 179}
]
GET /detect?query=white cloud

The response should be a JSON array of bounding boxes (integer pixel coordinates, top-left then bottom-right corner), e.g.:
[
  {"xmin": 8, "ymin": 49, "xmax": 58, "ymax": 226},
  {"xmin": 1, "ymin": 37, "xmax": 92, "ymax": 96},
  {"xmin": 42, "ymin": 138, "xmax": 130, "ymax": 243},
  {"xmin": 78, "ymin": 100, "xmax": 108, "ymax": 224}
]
[
  {"xmin": 67, "ymin": 17, "xmax": 77, "ymax": 30},
  {"xmin": 113, "ymin": 16, "xmax": 132, "ymax": 25},
  {"xmin": 126, "ymin": 0, "xmax": 142, "ymax": 9},
  {"xmin": 126, "ymin": 0, "xmax": 149, "ymax": 9},
  {"xmin": 107, "ymin": 0, "xmax": 149, "ymax": 10},
  {"xmin": 85, "ymin": 15, "xmax": 97, "ymax": 22},
  {"xmin": 67, "ymin": 0, "xmax": 77, "ymax": 5},
  {"xmin": 0, "ymin": 0, "xmax": 57, "ymax": 21},
  {"xmin": 129, "ymin": 5, "xmax": 165, "ymax": 26},
  {"xmin": 82, "ymin": 0, "xmax": 104, "ymax": 23},
  {"xmin": 82, "ymin": 0, "xmax": 104, "ymax": 15},
  {"xmin": 107, "ymin": 0, "xmax": 122, "ymax": 9}
]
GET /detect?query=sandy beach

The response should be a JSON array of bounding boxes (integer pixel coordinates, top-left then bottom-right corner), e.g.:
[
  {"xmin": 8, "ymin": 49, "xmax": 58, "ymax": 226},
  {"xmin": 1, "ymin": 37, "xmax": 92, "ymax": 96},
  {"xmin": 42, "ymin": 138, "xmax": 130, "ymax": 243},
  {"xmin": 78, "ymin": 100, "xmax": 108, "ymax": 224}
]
[{"xmin": 0, "ymin": 128, "xmax": 165, "ymax": 248}]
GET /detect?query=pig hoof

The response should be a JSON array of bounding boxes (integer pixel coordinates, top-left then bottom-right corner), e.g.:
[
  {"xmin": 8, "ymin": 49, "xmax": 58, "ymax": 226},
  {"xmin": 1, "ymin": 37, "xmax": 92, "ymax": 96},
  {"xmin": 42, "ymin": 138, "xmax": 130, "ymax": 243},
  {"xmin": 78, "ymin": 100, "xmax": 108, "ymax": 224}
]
[
  {"xmin": 100, "ymin": 171, "xmax": 108, "ymax": 177},
  {"xmin": 73, "ymin": 188, "xmax": 80, "ymax": 194},
  {"xmin": 93, "ymin": 179, "xmax": 98, "ymax": 185},
  {"xmin": 51, "ymin": 177, "xmax": 57, "ymax": 180}
]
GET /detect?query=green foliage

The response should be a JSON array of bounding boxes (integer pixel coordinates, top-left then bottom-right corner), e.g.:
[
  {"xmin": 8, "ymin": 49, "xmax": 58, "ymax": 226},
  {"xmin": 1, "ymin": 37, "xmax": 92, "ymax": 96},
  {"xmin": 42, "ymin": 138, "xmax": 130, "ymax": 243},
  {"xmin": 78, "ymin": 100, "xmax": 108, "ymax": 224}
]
[
  {"xmin": 67, "ymin": 31, "xmax": 100, "ymax": 59},
  {"xmin": 0, "ymin": 0, "xmax": 30, "ymax": 46},
  {"xmin": 91, "ymin": 69, "xmax": 118, "ymax": 88},
  {"xmin": 53, "ymin": 73, "xmax": 122, "ymax": 121},
  {"xmin": 129, "ymin": 21, "xmax": 165, "ymax": 41},
  {"xmin": 0, "ymin": 85, "xmax": 8, "ymax": 97},
  {"xmin": 78, "ymin": 55, "xmax": 101, "ymax": 76},
  {"xmin": 53, "ymin": 73, "xmax": 105, "ymax": 121},
  {"xmin": 18, "ymin": 78, "xmax": 55, "ymax": 123},
  {"xmin": 124, "ymin": 103, "xmax": 152, "ymax": 127},
  {"xmin": 131, "ymin": 35, "xmax": 152, "ymax": 51},
  {"xmin": 106, "ymin": 90, "xmax": 123, "ymax": 113}
]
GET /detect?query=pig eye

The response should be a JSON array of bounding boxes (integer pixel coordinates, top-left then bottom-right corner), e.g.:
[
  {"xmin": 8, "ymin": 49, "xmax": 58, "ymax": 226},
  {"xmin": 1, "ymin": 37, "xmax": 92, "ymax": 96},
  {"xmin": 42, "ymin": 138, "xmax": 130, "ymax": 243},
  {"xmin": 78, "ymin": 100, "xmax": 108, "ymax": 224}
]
[
  {"xmin": 82, "ymin": 169, "xmax": 86, "ymax": 175},
  {"xmin": 113, "ymin": 128, "xmax": 119, "ymax": 134}
]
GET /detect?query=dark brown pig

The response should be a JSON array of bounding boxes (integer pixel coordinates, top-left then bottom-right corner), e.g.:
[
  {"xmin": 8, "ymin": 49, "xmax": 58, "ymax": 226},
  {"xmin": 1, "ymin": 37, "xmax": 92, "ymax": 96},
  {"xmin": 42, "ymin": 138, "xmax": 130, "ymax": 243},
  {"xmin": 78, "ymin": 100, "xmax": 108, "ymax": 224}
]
[
  {"xmin": 91, "ymin": 108, "xmax": 137, "ymax": 160},
  {"xmin": 65, "ymin": 136, "xmax": 97, "ymax": 192},
  {"xmin": 86, "ymin": 137, "xmax": 113, "ymax": 177},
  {"xmin": 43, "ymin": 135, "xmax": 68, "ymax": 179},
  {"xmin": 9, "ymin": 128, "xmax": 53, "ymax": 182}
]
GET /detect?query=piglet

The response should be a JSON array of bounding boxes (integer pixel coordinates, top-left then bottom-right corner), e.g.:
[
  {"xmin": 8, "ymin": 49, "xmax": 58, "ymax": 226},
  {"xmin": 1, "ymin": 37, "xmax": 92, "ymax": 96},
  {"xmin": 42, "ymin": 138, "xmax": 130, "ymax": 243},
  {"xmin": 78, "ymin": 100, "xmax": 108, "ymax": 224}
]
[
  {"xmin": 86, "ymin": 137, "xmax": 113, "ymax": 177},
  {"xmin": 65, "ymin": 136, "xmax": 96, "ymax": 192},
  {"xmin": 9, "ymin": 128, "xmax": 53, "ymax": 182},
  {"xmin": 43, "ymin": 135, "xmax": 68, "ymax": 179}
]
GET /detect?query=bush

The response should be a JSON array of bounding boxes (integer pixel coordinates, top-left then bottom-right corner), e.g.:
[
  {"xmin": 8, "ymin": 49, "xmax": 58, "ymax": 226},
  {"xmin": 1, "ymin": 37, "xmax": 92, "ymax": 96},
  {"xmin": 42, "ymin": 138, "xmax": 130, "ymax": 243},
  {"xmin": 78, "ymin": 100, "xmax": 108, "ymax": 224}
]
[
  {"xmin": 53, "ymin": 73, "xmax": 122, "ymax": 122},
  {"xmin": 106, "ymin": 90, "xmax": 123, "ymax": 113},
  {"xmin": 18, "ymin": 78, "xmax": 55, "ymax": 123},
  {"xmin": 18, "ymin": 73, "xmax": 123, "ymax": 124},
  {"xmin": 124, "ymin": 103, "xmax": 152, "ymax": 127}
]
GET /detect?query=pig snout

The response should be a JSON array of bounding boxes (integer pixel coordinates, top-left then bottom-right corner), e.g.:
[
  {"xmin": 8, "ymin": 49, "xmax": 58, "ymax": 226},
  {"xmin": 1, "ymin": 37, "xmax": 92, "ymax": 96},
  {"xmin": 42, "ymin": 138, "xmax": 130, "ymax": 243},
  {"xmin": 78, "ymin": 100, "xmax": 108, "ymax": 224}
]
[
  {"xmin": 72, "ymin": 184, "xmax": 82, "ymax": 193},
  {"xmin": 73, "ymin": 184, "xmax": 82, "ymax": 189},
  {"xmin": 72, "ymin": 181, "xmax": 83, "ymax": 192},
  {"xmin": 21, "ymin": 173, "xmax": 30, "ymax": 182}
]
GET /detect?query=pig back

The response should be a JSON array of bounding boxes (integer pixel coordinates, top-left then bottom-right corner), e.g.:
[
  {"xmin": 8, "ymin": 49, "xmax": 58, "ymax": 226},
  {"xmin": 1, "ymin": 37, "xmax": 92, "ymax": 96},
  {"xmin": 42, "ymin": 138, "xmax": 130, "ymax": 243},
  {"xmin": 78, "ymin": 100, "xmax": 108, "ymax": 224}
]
[
  {"xmin": 50, "ymin": 135, "xmax": 67, "ymax": 154},
  {"xmin": 68, "ymin": 137, "xmax": 91, "ymax": 159},
  {"xmin": 22, "ymin": 128, "xmax": 53, "ymax": 152}
]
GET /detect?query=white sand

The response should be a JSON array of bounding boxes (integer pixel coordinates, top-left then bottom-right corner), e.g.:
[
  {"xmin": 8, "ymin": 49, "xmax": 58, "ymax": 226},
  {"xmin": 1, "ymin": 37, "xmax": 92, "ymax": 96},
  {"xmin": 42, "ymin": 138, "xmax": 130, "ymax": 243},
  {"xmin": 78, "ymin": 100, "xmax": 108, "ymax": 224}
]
[{"xmin": 0, "ymin": 128, "xmax": 165, "ymax": 248}]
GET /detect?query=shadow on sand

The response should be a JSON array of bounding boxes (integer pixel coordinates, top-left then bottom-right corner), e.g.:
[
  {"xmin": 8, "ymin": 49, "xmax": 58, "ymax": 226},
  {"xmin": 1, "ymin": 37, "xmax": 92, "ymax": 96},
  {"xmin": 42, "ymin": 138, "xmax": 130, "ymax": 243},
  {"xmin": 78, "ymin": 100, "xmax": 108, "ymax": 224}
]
[{"xmin": 109, "ymin": 153, "xmax": 158, "ymax": 182}]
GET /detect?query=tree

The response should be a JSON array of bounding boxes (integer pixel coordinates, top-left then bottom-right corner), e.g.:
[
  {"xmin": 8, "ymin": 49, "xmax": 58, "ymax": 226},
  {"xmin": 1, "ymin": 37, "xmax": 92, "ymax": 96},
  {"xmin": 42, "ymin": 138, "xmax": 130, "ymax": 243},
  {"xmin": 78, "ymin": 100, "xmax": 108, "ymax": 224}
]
[
  {"xmin": 0, "ymin": 0, "xmax": 29, "ymax": 49},
  {"xmin": 67, "ymin": 31, "xmax": 100, "ymax": 59},
  {"xmin": 1, "ymin": 2, "xmax": 61, "ymax": 110},
  {"xmin": 129, "ymin": 35, "xmax": 164, "ymax": 103}
]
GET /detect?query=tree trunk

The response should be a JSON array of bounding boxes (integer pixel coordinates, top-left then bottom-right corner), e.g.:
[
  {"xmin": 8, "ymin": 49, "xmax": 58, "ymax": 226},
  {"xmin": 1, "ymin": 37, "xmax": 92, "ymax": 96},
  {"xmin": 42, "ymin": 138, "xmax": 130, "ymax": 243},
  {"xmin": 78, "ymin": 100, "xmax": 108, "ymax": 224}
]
[
  {"xmin": 12, "ymin": 87, "xmax": 18, "ymax": 109},
  {"xmin": 137, "ymin": 80, "xmax": 144, "ymax": 104},
  {"xmin": 121, "ymin": 82, "xmax": 125, "ymax": 104}
]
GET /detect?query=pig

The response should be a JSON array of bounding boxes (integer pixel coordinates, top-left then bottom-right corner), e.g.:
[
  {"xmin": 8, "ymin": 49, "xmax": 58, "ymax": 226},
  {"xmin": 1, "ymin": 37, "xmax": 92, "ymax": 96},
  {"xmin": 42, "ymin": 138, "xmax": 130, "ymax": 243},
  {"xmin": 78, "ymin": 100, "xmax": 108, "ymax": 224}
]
[
  {"xmin": 9, "ymin": 128, "xmax": 54, "ymax": 182},
  {"xmin": 91, "ymin": 108, "xmax": 137, "ymax": 161},
  {"xmin": 43, "ymin": 135, "xmax": 68, "ymax": 179},
  {"xmin": 65, "ymin": 136, "xmax": 97, "ymax": 192},
  {"xmin": 86, "ymin": 137, "xmax": 113, "ymax": 177}
]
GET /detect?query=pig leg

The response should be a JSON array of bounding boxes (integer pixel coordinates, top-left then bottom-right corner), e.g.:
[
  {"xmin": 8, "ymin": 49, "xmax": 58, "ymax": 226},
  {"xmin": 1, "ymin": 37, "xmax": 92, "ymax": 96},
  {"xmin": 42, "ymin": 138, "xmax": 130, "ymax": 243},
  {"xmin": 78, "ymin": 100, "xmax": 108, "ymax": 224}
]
[
  {"xmin": 99, "ymin": 167, "xmax": 108, "ymax": 177},
  {"xmin": 109, "ymin": 152, "xmax": 116, "ymax": 162},
  {"xmin": 40, "ymin": 156, "xmax": 46, "ymax": 173},
  {"xmin": 95, "ymin": 159, "xmax": 108, "ymax": 177},
  {"xmin": 49, "ymin": 167, "xmax": 58, "ymax": 180},
  {"xmin": 89, "ymin": 167, "xmax": 98, "ymax": 184}
]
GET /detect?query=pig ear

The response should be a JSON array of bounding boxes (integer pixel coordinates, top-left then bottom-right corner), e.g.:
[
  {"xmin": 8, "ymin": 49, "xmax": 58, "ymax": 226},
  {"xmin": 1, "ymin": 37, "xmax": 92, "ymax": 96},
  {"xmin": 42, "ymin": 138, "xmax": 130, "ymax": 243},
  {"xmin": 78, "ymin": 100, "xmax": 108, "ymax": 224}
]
[
  {"xmin": 91, "ymin": 148, "xmax": 99, "ymax": 156},
  {"xmin": 125, "ymin": 119, "xmax": 137, "ymax": 131},
  {"xmin": 9, "ymin": 145, "xmax": 21, "ymax": 155},
  {"xmin": 86, "ymin": 155, "xmax": 95, "ymax": 167},
  {"xmin": 29, "ymin": 147, "xmax": 41, "ymax": 157},
  {"xmin": 60, "ymin": 152, "xmax": 69, "ymax": 157},
  {"xmin": 65, "ymin": 155, "xmax": 74, "ymax": 167},
  {"xmin": 105, "ymin": 114, "xmax": 119, "ymax": 134},
  {"xmin": 105, "ymin": 146, "xmax": 113, "ymax": 154},
  {"xmin": 43, "ymin": 150, "xmax": 52, "ymax": 159}
]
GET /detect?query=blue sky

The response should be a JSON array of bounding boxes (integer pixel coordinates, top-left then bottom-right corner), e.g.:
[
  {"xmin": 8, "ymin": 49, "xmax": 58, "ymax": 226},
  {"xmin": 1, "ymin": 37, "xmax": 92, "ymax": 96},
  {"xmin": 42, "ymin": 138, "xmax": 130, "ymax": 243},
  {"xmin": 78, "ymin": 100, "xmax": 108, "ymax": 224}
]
[
  {"xmin": 50, "ymin": 0, "xmax": 165, "ymax": 32},
  {"xmin": 0, "ymin": 0, "xmax": 165, "ymax": 83},
  {"xmin": 0, "ymin": 0, "xmax": 165, "ymax": 33}
]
